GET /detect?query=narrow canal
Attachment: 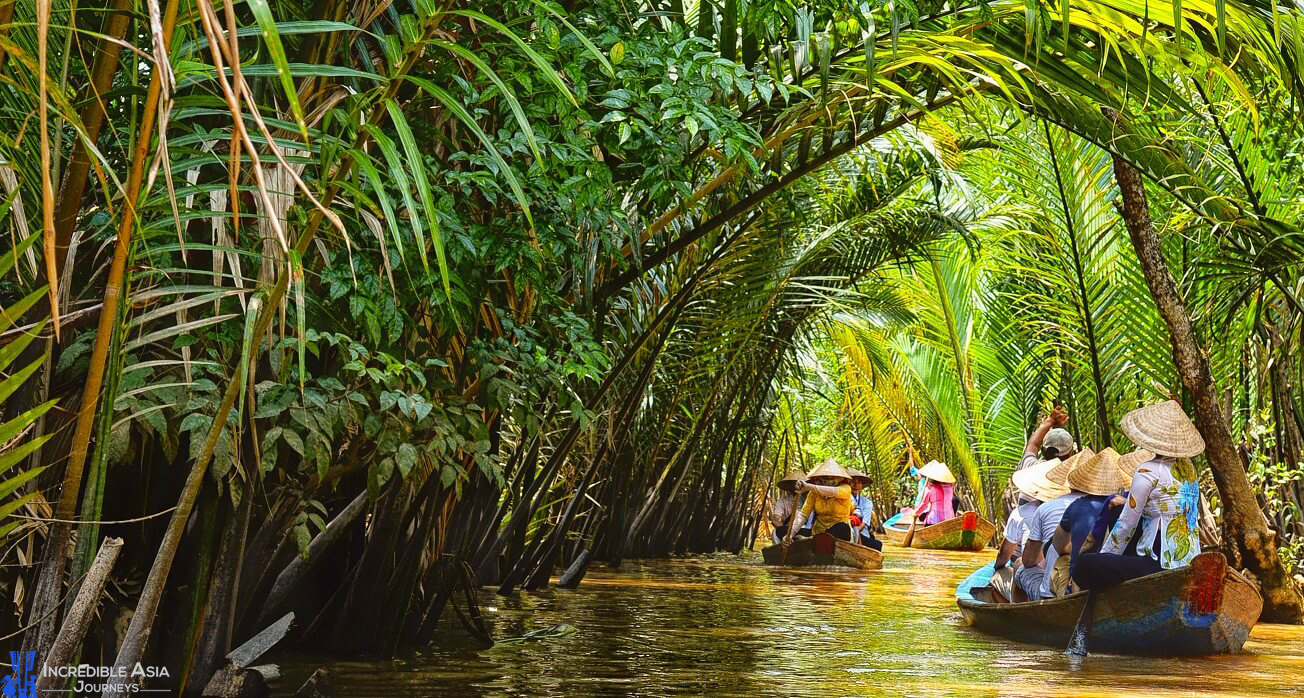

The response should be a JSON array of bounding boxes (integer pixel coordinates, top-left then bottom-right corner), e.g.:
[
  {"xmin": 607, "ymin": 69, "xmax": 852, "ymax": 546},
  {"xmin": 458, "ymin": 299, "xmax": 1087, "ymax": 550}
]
[{"xmin": 273, "ymin": 546, "xmax": 1304, "ymax": 696}]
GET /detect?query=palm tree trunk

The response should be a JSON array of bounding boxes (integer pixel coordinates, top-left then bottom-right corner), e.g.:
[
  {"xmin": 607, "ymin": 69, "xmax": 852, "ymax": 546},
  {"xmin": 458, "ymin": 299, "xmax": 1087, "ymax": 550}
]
[{"xmin": 1108, "ymin": 119, "xmax": 1304, "ymax": 623}]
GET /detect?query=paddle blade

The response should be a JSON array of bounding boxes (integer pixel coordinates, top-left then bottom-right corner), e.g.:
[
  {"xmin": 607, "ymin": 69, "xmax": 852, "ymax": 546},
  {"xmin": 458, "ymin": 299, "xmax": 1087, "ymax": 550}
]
[{"xmin": 1066, "ymin": 590, "xmax": 1097, "ymax": 657}]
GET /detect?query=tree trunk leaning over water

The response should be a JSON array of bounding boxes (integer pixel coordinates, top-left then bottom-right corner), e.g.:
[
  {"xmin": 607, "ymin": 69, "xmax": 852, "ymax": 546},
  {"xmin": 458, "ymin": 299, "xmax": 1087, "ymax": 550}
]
[{"xmin": 1108, "ymin": 115, "xmax": 1304, "ymax": 623}]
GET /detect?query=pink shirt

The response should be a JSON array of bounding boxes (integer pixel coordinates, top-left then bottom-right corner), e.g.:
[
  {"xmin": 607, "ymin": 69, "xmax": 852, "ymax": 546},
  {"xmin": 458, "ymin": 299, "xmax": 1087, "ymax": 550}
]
[{"xmin": 921, "ymin": 482, "xmax": 955, "ymax": 525}]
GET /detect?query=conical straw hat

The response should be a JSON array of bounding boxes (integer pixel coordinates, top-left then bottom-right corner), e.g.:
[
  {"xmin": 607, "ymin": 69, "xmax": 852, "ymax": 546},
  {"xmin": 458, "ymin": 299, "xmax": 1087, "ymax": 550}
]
[
  {"xmin": 1117, "ymin": 448, "xmax": 1154, "ymax": 486},
  {"xmin": 846, "ymin": 467, "xmax": 872, "ymax": 485},
  {"xmin": 1066, "ymin": 447, "xmax": 1128, "ymax": 496},
  {"xmin": 1120, "ymin": 400, "xmax": 1205, "ymax": 458},
  {"xmin": 918, "ymin": 460, "xmax": 955, "ymax": 484},
  {"xmin": 1011, "ymin": 458, "xmax": 1071, "ymax": 502},
  {"xmin": 807, "ymin": 458, "xmax": 852, "ymax": 482},
  {"xmin": 777, "ymin": 469, "xmax": 806, "ymax": 493},
  {"xmin": 1044, "ymin": 447, "xmax": 1094, "ymax": 487}
]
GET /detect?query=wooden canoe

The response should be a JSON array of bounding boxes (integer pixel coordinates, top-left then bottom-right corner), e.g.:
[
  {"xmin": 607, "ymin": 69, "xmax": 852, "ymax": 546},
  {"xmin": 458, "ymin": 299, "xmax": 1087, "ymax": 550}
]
[
  {"xmin": 761, "ymin": 532, "xmax": 883, "ymax": 570},
  {"xmin": 881, "ymin": 512, "xmax": 910, "ymax": 545},
  {"xmin": 955, "ymin": 552, "xmax": 1262, "ymax": 656},
  {"xmin": 882, "ymin": 511, "xmax": 995, "ymax": 551}
]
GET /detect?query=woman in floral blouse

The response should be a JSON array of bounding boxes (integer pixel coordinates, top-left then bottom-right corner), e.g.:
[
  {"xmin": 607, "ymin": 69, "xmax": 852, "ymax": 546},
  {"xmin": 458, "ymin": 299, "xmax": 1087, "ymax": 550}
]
[{"xmin": 1072, "ymin": 400, "xmax": 1206, "ymax": 590}]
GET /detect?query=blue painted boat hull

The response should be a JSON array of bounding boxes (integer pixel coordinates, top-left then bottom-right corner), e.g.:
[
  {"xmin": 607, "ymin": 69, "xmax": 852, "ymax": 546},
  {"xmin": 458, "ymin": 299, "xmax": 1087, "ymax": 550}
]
[{"xmin": 955, "ymin": 552, "xmax": 1262, "ymax": 656}]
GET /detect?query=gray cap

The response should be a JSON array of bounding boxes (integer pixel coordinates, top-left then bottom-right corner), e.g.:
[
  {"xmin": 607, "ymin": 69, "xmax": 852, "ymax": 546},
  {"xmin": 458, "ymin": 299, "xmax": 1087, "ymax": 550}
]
[{"xmin": 1043, "ymin": 428, "xmax": 1075, "ymax": 457}]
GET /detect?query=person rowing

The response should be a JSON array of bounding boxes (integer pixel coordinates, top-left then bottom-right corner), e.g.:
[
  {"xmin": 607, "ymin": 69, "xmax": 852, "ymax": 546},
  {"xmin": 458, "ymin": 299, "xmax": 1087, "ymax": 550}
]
[
  {"xmin": 790, "ymin": 459, "xmax": 856, "ymax": 542},
  {"xmin": 769, "ymin": 470, "xmax": 805, "ymax": 543},
  {"xmin": 913, "ymin": 461, "xmax": 957, "ymax": 526}
]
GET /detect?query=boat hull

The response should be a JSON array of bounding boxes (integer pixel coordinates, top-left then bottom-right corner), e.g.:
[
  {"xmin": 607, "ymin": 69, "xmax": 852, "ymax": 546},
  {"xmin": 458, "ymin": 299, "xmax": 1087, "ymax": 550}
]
[
  {"xmin": 955, "ymin": 552, "xmax": 1262, "ymax": 656},
  {"xmin": 882, "ymin": 512, "xmax": 996, "ymax": 551},
  {"xmin": 761, "ymin": 532, "xmax": 883, "ymax": 570}
]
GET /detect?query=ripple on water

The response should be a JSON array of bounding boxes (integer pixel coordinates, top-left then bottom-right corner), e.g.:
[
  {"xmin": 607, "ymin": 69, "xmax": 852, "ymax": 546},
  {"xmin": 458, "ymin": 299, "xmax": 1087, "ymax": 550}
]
[{"xmin": 271, "ymin": 546, "xmax": 1304, "ymax": 697}]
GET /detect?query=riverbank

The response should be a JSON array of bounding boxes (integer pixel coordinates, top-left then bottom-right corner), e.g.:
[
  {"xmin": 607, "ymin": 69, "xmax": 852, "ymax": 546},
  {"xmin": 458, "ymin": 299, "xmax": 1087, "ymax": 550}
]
[{"xmin": 271, "ymin": 546, "xmax": 1304, "ymax": 696}]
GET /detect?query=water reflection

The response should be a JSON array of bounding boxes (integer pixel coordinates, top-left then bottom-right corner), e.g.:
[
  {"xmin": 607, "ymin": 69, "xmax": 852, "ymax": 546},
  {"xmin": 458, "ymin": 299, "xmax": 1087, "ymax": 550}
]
[{"xmin": 272, "ymin": 547, "xmax": 1304, "ymax": 696}]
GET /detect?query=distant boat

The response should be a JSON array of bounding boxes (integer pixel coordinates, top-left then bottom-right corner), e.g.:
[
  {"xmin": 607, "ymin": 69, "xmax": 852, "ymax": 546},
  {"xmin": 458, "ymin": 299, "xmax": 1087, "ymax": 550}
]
[
  {"xmin": 955, "ymin": 552, "xmax": 1262, "ymax": 656},
  {"xmin": 881, "ymin": 511, "xmax": 995, "ymax": 551},
  {"xmin": 761, "ymin": 532, "xmax": 884, "ymax": 570}
]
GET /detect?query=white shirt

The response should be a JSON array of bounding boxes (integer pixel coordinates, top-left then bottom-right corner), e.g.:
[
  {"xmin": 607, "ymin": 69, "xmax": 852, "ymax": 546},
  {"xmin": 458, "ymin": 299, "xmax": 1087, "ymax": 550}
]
[
  {"xmin": 1025, "ymin": 493, "xmax": 1084, "ymax": 599},
  {"xmin": 1003, "ymin": 501, "xmax": 1040, "ymax": 558}
]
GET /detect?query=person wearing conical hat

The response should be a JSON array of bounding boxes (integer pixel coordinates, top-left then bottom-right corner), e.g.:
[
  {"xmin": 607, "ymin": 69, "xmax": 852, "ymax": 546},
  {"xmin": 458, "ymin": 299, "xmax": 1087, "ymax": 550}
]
[
  {"xmin": 846, "ymin": 469, "xmax": 882, "ymax": 551},
  {"xmin": 1073, "ymin": 447, "xmax": 1154, "ymax": 557},
  {"xmin": 1015, "ymin": 449, "xmax": 1091, "ymax": 601},
  {"xmin": 769, "ymin": 470, "xmax": 806, "ymax": 543},
  {"xmin": 1046, "ymin": 448, "xmax": 1131, "ymax": 596},
  {"xmin": 1073, "ymin": 401, "xmax": 1207, "ymax": 592},
  {"xmin": 988, "ymin": 458, "xmax": 1071, "ymax": 601},
  {"xmin": 791, "ymin": 459, "xmax": 856, "ymax": 542},
  {"xmin": 913, "ymin": 461, "xmax": 957, "ymax": 526}
]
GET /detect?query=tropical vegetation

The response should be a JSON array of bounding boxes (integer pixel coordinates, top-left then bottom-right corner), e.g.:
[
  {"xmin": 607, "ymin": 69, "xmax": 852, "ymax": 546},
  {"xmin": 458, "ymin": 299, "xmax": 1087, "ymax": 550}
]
[{"xmin": 1, "ymin": 0, "xmax": 1303, "ymax": 690}]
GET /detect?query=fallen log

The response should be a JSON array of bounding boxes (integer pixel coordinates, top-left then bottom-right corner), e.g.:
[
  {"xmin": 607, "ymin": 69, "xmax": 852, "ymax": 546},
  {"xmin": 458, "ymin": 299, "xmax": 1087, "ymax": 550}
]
[{"xmin": 34, "ymin": 537, "xmax": 123, "ymax": 695}]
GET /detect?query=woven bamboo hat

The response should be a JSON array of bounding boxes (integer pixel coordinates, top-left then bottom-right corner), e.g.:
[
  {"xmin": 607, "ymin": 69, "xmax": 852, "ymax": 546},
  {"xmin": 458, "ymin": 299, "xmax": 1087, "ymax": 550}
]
[
  {"xmin": 1120, "ymin": 400, "xmax": 1205, "ymax": 458},
  {"xmin": 846, "ymin": 468, "xmax": 873, "ymax": 486},
  {"xmin": 1011, "ymin": 458, "xmax": 1071, "ymax": 502},
  {"xmin": 777, "ymin": 469, "xmax": 806, "ymax": 493},
  {"xmin": 807, "ymin": 458, "xmax": 852, "ymax": 483},
  {"xmin": 1045, "ymin": 447, "xmax": 1094, "ymax": 488},
  {"xmin": 1117, "ymin": 448, "xmax": 1155, "ymax": 485},
  {"xmin": 917, "ymin": 460, "xmax": 956, "ymax": 484},
  {"xmin": 1066, "ymin": 447, "xmax": 1128, "ymax": 496}
]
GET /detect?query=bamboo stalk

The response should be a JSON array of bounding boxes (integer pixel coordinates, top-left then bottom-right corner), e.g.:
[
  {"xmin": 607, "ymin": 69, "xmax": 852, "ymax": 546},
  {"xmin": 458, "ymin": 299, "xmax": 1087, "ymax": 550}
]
[
  {"xmin": 26, "ymin": 0, "xmax": 182, "ymax": 662},
  {"xmin": 104, "ymin": 6, "xmax": 458, "ymax": 683}
]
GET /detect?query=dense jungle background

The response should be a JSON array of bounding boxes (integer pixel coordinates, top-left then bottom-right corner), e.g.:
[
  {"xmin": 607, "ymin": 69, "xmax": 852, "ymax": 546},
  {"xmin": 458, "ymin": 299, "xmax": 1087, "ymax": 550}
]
[{"xmin": 2, "ymin": 0, "xmax": 1303, "ymax": 692}]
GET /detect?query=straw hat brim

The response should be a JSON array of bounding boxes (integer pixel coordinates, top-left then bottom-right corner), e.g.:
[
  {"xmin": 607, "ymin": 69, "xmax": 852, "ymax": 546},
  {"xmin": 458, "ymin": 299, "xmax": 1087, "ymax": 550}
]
[
  {"xmin": 777, "ymin": 469, "xmax": 806, "ymax": 492},
  {"xmin": 846, "ymin": 468, "xmax": 872, "ymax": 485},
  {"xmin": 1066, "ymin": 447, "xmax": 1128, "ymax": 496},
  {"xmin": 1116, "ymin": 454, "xmax": 1157, "ymax": 480},
  {"xmin": 1046, "ymin": 448, "xmax": 1094, "ymax": 487},
  {"xmin": 807, "ymin": 458, "xmax": 852, "ymax": 482},
  {"xmin": 1011, "ymin": 459, "xmax": 1070, "ymax": 502},
  {"xmin": 1120, "ymin": 400, "xmax": 1205, "ymax": 458},
  {"xmin": 918, "ymin": 460, "xmax": 956, "ymax": 484}
]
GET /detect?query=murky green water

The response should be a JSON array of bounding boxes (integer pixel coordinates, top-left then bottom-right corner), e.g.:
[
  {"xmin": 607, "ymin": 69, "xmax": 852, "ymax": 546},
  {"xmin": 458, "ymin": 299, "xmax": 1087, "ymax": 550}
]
[{"xmin": 273, "ymin": 546, "xmax": 1304, "ymax": 696}]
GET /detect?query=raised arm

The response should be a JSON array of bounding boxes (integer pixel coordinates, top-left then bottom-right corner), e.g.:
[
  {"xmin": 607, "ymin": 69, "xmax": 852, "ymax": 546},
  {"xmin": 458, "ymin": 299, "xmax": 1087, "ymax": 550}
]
[
  {"xmin": 1102, "ymin": 471, "xmax": 1157, "ymax": 555},
  {"xmin": 1025, "ymin": 407, "xmax": 1068, "ymax": 457}
]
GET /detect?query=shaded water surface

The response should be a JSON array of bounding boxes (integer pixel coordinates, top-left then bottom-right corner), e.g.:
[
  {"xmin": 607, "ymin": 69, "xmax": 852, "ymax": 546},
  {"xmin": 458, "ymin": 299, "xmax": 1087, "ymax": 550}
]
[{"xmin": 273, "ymin": 546, "xmax": 1304, "ymax": 696}]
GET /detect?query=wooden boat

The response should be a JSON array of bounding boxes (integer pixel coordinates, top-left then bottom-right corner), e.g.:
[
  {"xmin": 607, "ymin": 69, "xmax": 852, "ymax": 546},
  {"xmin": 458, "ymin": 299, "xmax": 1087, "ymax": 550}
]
[
  {"xmin": 761, "ymin": 532, "xmax": 883, "ymax": 570},
  {"xmin": 882, "ymin": 511, "xmax": 995, "ymax": 551},
  {"xmin": 955, "ymin": 552, "xmax": 1262, "ymax": 656},
  {"xmin": 881, "ymin": 512, "xmax": 910, "ymax": 545}
]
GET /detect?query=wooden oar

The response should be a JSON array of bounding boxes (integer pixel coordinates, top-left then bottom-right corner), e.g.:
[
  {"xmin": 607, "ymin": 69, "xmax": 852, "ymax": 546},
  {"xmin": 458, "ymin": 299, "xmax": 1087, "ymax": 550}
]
[
  {"xmin": 901, "ymin": 511, "xmax": 921, "ymax": 548},
  {"xmin": 779, "ymin": 489, "xmax": 801, "ymax": 564},
  {"xmin": 1066, "ymin": 590, "xmax": 1097, "ymax": 656}
]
